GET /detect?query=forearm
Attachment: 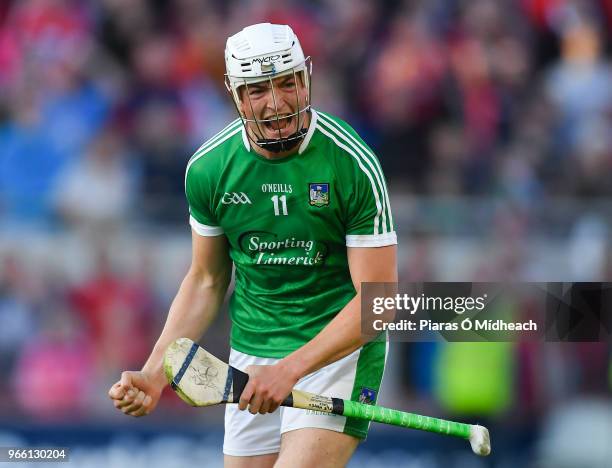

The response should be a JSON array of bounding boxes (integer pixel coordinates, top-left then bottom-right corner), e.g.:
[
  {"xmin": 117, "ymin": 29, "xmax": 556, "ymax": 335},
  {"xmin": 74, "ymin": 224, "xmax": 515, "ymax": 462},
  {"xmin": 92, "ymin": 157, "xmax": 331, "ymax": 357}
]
[
  {"xmin": 282, "ymin": 245, "xmax": 397, "ymax": 380},
  {"xmin": 141, "ymin": 268, "xmax": 230, "ymax": 387},
  {"xmin": 281, "ymin": 293, "xmax": 368, "ymax": 380}
]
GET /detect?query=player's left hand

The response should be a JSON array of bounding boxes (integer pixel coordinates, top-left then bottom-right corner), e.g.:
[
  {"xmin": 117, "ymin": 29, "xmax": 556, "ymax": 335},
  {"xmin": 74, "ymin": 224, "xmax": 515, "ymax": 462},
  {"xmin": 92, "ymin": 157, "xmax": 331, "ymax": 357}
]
[{"xmin": 239, "ymin": 362, "xmax": 300, "ymax": 414}]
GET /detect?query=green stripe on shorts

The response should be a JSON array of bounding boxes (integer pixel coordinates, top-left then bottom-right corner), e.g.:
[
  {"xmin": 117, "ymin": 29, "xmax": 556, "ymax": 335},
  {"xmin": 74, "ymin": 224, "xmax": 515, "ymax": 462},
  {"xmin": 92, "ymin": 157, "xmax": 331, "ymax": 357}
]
[{"xmin": 343, "ymin": 334, "xmax": 387, "ymax": 439}]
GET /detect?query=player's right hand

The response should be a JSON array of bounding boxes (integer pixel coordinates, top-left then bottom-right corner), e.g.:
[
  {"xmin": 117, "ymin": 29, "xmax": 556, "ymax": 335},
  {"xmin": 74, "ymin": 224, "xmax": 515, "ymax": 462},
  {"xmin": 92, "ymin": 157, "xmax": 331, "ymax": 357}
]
[{"xmin": 108, "ymin": 371, "xmax": 163, "ymax": 417}]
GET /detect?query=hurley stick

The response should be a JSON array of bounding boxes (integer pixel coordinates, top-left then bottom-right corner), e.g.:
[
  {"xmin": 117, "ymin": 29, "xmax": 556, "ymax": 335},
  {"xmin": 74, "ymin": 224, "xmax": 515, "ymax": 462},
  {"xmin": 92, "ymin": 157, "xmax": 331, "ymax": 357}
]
[{"xmin": 163, "ymin": 338, "xmax": 491, "ymax": 456}]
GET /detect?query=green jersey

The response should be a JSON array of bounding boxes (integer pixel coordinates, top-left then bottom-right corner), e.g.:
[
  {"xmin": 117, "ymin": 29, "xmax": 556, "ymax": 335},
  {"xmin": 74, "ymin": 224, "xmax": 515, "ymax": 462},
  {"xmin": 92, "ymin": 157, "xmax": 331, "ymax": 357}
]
[{"xmin": 185, "ymin": 109, "xmax": 396, "ymax": 358}]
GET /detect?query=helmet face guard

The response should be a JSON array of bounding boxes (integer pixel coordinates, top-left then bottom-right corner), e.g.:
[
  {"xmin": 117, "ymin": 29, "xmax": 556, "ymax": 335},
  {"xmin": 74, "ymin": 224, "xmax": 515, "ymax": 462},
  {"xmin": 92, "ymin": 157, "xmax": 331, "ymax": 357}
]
[
  {"xmin": 225, "ymin": 58, "xmax": 312, "ymax": 153},
  {"xmin": 224, "ymin": 23, "xmax": 312, "ymax": 153}
]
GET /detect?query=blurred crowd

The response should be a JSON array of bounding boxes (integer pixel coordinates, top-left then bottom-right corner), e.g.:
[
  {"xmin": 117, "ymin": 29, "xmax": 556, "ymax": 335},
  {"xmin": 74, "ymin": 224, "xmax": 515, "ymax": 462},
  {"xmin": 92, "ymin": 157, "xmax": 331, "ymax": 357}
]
[
  {"xmin": 1, "ymin": 0, "xmax": 611, "ymax": 225},
  {"xmin": 0, "ymin": 2, "xmax": 610, "ymax": 459}
]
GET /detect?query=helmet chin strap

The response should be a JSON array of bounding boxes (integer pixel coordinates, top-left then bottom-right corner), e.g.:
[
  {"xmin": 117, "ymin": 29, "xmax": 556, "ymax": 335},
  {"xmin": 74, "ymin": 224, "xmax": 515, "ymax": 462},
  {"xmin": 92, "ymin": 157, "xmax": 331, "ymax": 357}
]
[{"xmin": 254, "ymin": 128, "xmax": 308, "ymax": 153}]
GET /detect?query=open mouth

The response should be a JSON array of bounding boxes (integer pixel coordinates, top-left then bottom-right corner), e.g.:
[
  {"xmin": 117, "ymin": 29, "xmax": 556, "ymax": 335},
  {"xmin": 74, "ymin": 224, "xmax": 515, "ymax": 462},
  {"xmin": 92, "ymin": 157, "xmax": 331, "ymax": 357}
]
[{"xmin": 262, "ymin": 114, "xmax": 294, "ymax": 132}]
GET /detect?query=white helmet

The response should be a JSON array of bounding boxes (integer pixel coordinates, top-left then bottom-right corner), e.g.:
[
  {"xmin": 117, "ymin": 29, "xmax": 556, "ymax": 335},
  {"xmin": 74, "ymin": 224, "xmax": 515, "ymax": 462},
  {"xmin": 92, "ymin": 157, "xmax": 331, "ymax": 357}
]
[{"xmin": 224, "ymin": 23, "xmax": 312, "ymax": 153}]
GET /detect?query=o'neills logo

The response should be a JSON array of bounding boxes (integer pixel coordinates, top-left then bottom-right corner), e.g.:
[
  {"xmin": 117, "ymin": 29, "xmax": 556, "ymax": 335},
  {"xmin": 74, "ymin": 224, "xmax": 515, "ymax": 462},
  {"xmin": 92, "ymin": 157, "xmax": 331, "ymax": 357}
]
[
  {"xmin": 252, "ymin": 55, "xmax": 281, "ymax": 64},
  {"xmin": 239, "ymin": 231, "xmax": 328, "ymax": 266}
]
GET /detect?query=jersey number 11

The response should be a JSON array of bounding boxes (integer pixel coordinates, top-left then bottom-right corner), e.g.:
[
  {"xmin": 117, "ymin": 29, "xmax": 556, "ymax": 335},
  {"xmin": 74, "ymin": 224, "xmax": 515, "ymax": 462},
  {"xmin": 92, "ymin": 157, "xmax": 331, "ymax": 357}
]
[{"xmin": 271, "ymin": 195, "xmax": 288, "ymax": 216}]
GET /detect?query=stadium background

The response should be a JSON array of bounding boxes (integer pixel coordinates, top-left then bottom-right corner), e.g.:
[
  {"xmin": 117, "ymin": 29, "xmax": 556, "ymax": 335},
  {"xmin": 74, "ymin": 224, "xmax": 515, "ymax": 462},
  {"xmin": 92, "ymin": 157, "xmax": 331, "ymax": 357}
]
[{"xmin": 0, "ymin": 0, "xmax": 610, "ymax": 466}]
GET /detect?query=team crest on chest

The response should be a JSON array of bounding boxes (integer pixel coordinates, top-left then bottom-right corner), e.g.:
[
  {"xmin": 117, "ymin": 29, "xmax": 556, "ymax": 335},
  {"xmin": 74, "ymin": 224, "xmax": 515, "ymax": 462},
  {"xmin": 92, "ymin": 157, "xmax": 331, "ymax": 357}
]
[{"xmin": 309, "ymin": 183, "xmax": 330, "ymax": 207}]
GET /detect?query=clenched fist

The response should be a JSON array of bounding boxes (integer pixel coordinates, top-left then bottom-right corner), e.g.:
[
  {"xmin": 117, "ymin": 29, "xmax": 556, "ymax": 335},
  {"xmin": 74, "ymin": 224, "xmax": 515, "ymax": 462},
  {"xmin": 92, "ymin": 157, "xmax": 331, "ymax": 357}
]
[{"xmin": 108, "ymin": 371, "xmax": 165, "ymax": 417}]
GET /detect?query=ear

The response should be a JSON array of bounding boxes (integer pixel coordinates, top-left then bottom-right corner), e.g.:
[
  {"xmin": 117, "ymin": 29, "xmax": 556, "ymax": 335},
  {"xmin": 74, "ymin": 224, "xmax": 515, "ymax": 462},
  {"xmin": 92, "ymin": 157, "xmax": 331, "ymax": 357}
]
[
  {"xmin": 225, "ymin": 77, "xmax": 246, "ymax": 116},
  {"xmin": 296, "ymin": 70, "xmax": 305, "ymax": 87},
  {"xmin": 238, "ymin": 87, "xmax": 251, "ymax": 117}
]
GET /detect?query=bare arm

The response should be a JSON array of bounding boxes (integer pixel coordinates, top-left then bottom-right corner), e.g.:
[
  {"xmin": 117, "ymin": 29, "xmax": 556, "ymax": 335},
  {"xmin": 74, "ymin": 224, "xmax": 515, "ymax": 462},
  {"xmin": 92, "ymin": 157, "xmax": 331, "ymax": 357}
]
[
  {"xmin": 281, "ymin": 244, "xmax": 397, "ymax": 377},
  {"xmin": 109, "ymin": 230, "xmax": 232, "ymax": 415},
  {"xmin": 142, "ymin": 230, "xmax": 232, "ymax": 386}
]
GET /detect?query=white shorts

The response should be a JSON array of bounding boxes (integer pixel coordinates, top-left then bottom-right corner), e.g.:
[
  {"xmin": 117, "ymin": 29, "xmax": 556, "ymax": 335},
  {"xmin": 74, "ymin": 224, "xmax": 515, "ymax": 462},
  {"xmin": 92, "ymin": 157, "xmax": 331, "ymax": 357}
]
[{"xmin": 223, "ymin": 340, "xmax": 387, "ymax": 457}]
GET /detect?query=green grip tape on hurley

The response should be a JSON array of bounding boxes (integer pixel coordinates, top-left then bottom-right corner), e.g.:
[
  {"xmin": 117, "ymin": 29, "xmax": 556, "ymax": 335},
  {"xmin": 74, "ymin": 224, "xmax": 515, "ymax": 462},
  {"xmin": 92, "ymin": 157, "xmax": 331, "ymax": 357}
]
[{"xmin": 342, "ymin": 400, "xmax": 471, "ymax": 439}]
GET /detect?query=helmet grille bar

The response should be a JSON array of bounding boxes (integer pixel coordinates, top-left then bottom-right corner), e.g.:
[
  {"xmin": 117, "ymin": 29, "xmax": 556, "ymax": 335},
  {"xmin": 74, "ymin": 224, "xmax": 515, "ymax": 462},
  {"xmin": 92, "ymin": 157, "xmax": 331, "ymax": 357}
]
[
  {"xmin": 225, "ymin": 57, "xmax": 312, "ymax": 153},
  {"xmin": 225, "ymin": 24, "xmax": 311, "ymax": 153}
]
